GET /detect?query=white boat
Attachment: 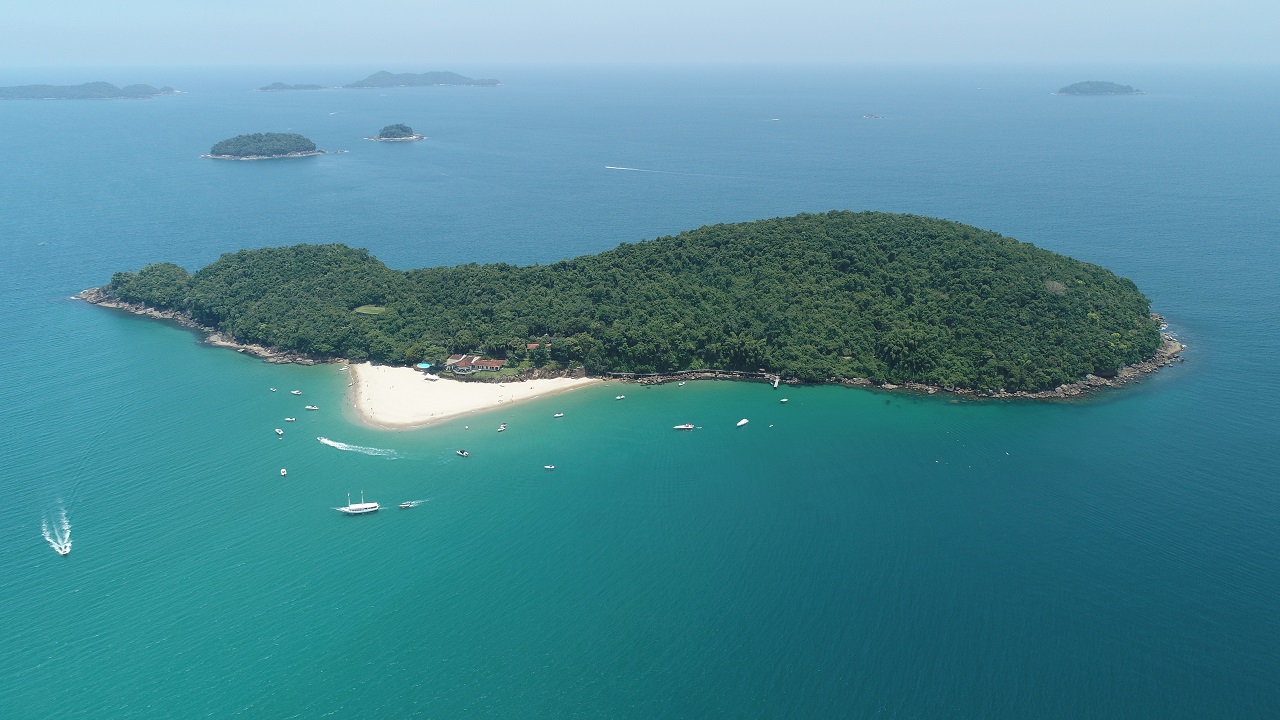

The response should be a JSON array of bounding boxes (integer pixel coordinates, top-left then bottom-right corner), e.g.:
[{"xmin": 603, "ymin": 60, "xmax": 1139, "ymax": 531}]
[
  {"xmin": 736, "ymin": 418, "xmax": 749, "ymax": 427},
  {"xmin": 457, "ymin": 449, "xmax": 469, "ymax": 457},
  {"xmin": 553, "ymin": 412, "xmax": 564, "ymax": 418},
  {"xmin": 616, "ymin": 395, "xmax": 625, "ymax": 400},
  {"xmin": 305, "ymin": 405, "xmax": 319, "ymax": 411},
  {"xmin": 773, "ymin": 377, "xmax": 780, "ymax": 389},
  {"xmin": 270, "ymin": 387, "xmax": 277, "ymax": 392},
  {"xmin": 678, "ymin": 381, "xmax": 685, "ymax": 386},
  {"xmin": 780, "ymin": 398, "xmax": 788, "ymax": 404},
  {"xmin": 399, "ymin": 501, "xmax": 416, "ymax": 509},
  {"xmin": 54, "ymin": 542, "xmax": 70, "ymax": 556},
  {"xmin": 673, "ymin": 423, "xmax": 694, "ymax": 430},
  {"xmin": 280, "ymin": 468, "xmax": 287, "ymax": 476},
  {"xmin": 544, "ymin": 465, "xmax": 555, "ymax": 470},
  {"xmin": 498, "ymin": 423, "xmax": 507, "ymax": 432},
  {"xmin": 335, "ymin": 492, "xmax": 379, "ymax": 515},
  {"xmin": 291, "ymin": 390, "xmax": 302, "ymax": 395},
  {"xmin": 274, "ymin": 428, "xmax": 284, "ymax": 436},
  {"xmin": 423, "ymin": 374, "xmax": 439, "ymax": 381},
  {"xmin": 285, "ymin": 417, "xmax": 296, "ymax": 422}
]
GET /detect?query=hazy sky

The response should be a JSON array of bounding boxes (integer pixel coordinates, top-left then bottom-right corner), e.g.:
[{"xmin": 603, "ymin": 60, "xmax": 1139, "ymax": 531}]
[{"xmin": 3, "ymin": 0, "xmax": 1276, "ymax": 67}]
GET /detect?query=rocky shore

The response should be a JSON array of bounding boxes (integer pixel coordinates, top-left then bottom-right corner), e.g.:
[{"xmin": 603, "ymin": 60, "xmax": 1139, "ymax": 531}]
[
  {"xmin": 200, "ymin": 150, "xmax": 326, "ymax": 160},
  {"xmin": 79, "ymin": 288, "xmax": 1184, "ymax": 399},
  {"xmin": 77, "ymin": 287, "xmax": 323, "ymax": 365}
]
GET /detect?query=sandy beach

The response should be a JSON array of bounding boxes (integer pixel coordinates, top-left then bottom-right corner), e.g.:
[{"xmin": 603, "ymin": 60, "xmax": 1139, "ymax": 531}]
[{"xmin": 348, "ymin": 363, "xmax": 599, "ymax": 429}]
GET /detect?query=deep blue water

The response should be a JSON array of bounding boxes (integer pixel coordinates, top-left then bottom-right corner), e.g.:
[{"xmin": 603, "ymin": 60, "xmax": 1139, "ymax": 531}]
[{"xmin": 1, "ymin": 65, "xmax": 1277, "ymax": 718}]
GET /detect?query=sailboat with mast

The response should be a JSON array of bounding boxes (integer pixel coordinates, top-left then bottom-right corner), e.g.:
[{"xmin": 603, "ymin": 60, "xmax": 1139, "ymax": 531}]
[{"xmin": 334, "ymin": 491, "xmax": 380, "ymax": 515}]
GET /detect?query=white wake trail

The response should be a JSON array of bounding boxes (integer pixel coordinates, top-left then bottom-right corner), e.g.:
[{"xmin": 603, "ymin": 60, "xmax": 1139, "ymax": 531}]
[{"xmin": 316, "ymin": 436, "xmax": 399, "ymax": 457}]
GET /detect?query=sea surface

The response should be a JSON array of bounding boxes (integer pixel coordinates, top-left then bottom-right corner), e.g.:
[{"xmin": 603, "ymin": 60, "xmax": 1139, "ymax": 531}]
[{"xmin": 1, "ymin": 65, "xmax": 1278, "ymax": 718}]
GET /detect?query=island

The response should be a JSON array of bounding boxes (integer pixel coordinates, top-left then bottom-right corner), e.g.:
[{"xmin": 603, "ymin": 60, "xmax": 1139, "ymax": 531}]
[
  {"xmin": 1057, "ymin": 81, "xmax": 1143, "ymax": 95},
  {"xmin": 202, "ymin": 133, "xmax": 323, "ymax": 160},
  {"xmin": 0, "ymin": 82, "xmax": 177, "ymax": 100},
  {"xmin": 343, "ymin": 71, "xmax": 501, "ymax": 89},
  {"xmin": 367, "ymin": 124, "xmax": 425, "ymax": 142},
  {"xmin": 84, "ymin": 211, "xmax": 1182, "ymax": 399},
  {"xmin": 257, "ymin": 82, "xmax": 326, "ymax": 92}
]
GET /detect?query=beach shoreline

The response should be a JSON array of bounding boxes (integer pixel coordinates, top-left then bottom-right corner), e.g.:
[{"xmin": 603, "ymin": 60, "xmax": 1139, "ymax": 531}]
[{"xmin": 347, "ymin": 362, "xmax": 600, "ymax": 430}]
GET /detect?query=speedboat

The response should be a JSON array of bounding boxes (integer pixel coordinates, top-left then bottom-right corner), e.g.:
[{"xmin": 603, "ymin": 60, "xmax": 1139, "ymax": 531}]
[
  {"xmin": 673, "ymin": 423, "xmax": 694, "ymax": 430},
  {"xmin": 780, "ymin": 398, "xmax": 788, "ymax": 404},
  {"xmin": 399, "ymin": 501, "xmax": 415, "ymax": 509},
  {"xmin": 334, "ymin": 492, "xmax": 379, "ymax": 515},
  {"xmin": 54, "ymin": 543, "xmax": 70, "ymax": 556},
  {"xmin": 457, "ymin": 449, "xmax": 469, "ymax": 457},
  {"xmin": 553, "ymin": 412, "xmax": 564, "ymax": 418},
  {"xmin": 498, "ymin": 423, "xmax": 507, "ymax": 432},
  {"xmin": 270, "ymin": 387, "xmax": 277, "ymax": 392},
  {"xmin": 678, "ymin": 381, "xmax": 686, "ymax": 386},
  {"xmin": 275, "ymin": 428, "xmax": 284, "ymax": 436},
  {"xmin": 304, "ymin": 405, "xmax": 319, "ymax": 411},
  {"xmin": 291, "ymin": 390, "xmax": 302, "ymax": 395},
  {"xmin": 280, "ymin": 468, "xmax": 287, "ymax": 476},
  {"xmin": 544, "ymin": 465, "xmax": 555, "ymax": 470},
  {"xmin": 736, "ymin": 418, "xmax": 749, "ymax": 427},
  {"xmin": 616, "ymin": 395, "xmax": 625, "ymax": 400},
  {"xmin": 285, "ymin": 417, "xmax": 296, "ymax": 422}
]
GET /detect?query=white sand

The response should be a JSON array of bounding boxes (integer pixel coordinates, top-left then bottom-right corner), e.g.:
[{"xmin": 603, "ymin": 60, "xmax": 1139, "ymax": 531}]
[{"xmin": 348, "ymin": 363, "xmax": 600, "ymax": 429}]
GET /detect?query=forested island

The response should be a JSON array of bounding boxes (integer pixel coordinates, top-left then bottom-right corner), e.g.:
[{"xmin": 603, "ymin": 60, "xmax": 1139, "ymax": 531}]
[
  {"xmin": 369, "ymin": 124, "xmax": 424, "ymax": 141},
  {"xmin": 89, "ymin": 212, "xmax": 1178, "ymax": 396},
  {"xmin": 1057, "ymin": 81, "xmax": 1143, "ymax": 95},
  {"xmin": 344, "ymin": 71, "xmax": 501, "ymax": 88},
  {"xmin": 203, "ymin": 133, "xmax": 322, "ymax": 160},
  {"xmin": 257, "ymin": 82, "xmax": 325, "ymax": 92},
  {"xmin": 0, "ymin": 82, "xmax": 177, "ymax": 99}
]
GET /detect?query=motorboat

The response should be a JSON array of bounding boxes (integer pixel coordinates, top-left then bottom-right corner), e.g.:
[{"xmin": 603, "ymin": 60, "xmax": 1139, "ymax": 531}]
[
  {"xmin": 270, "ymin": 387, "xmax": 277, "ymax": 392},
  {"xmin": 54, "ymin": 543, "xmax": 70, "ymax": 556},
  {"xmin": 615, "ymin": 395, "xmax": 625, "ymax": 400},
  {"xmin": 291, "ymin": 390, "xmax": 302, "ymax": 395},
  {"xmin": 305, "ymin": 405, "xmax": 319, "ymax": 411},
  {"xmin": 780, "ymin": 398, "xmax": 788, "ymax": 403},
  {"xmin": 678, "ymin": 381, "xmax": 686, "ymax": 386},
  {"xmin": 544, "ymin": 465, "xmax": 556, "ymax": 470},
  {"xmin": 280, "ymin": 468, "xmax": 287, "ymax": 476},
  {"xmin": 553, "ymin": 412, "xmax": 564, "ymax": 418},
  {"xmin": 275, "ymin": 428, "xmax": 284, "ymax": 436},
  {"xmin": 457, "ymin": 450, "xmax": 469, "ymax": 457},
  {"xmin": 399, "ymin": 501, "xmax": 415, "ymax": 509},
  {"xmin": 736, "ymin": 418, "xmax": 749, "ymax": 427},
  {"xmin": 334, "ymin": 492, "xmax": 379, "ymax": 515},
  {"xmin": 498, "ymin": 423, "xmax": 507, "ymax": 432},
  {"xmin": 285, "ymin": 417, "xmax": 296, "ymax": 422},
  {"xmin": 673, "ymin": 423, "xmax": 694, "ymax": 430}
]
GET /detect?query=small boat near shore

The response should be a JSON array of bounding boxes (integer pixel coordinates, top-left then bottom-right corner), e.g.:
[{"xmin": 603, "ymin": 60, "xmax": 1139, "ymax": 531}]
[
  {"xmin": 305, "ymin": 405, "xmax": 319, "ymax": 411},
  {"xmin": 291, "ymin": 390, "xmax": 302, "ymax": 395},
  {"xmin": 544, "ymin": 465, "xmax": 555, "ymax": 470},
  {"xmin": 737, "ymin": 418, "xmax": 749, "ymax": 427},
  {"xmin": 553, "ymin": 412, "xmax": 564, "ymax": 418},
  {"xmin": 334, "ymin": 492, "xmax": 379, "ymax": 515},
  {"xmin": 457, "ymin": 449, "xmax": 469, "ymax": 457},
  {"xmin": 280, "ymin": 468, "xmax": 287, "ymax": 476},
  {"xmin": 270, "ymin": 387, "xmax": 277, "ymax": 392},
  {"xmin": 674, "ymin": 423, "xmax": 694, "ymax": 430},
  {"xmin": 399, "ymin": 500, "xmax": 418, "ymax": 509},
  {"xmin": 616, "ymin": 395, "xmax": 625, "ymax": 400},
  {"xmin": 780, "ymin": 398, "xmax": 788, "ymax": 404},
  {"xmin": 498, "ymin": 423, "xmax": 507, "ymax": 432},
  {"xmin": 275, "ymin": 428, "xmax": 284, "ymax": 436},
  {"xmin": 285, "ymin": 417, "xmax": 296, "ymax": 422}
]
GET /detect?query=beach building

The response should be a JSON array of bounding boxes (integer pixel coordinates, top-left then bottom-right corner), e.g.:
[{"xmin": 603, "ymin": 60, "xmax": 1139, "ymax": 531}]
[{"xmin": 445, "ymin": 354, "xmax": 505, "ymax": 374}]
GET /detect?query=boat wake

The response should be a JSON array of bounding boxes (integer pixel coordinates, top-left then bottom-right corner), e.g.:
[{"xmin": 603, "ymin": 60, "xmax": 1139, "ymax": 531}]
[
  {"xmin": 41, "ymin": 506, "xmax": 71, "ymax": 555},
  {"xmin": 316, "ymin": 436, "xmax": 399, "ymax": 457}
]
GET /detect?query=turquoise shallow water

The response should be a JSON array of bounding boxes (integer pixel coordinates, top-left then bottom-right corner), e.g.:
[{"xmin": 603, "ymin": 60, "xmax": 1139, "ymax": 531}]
[{"xmin": 1, "ymin": 65, "xmax": 1278, "ymax": 718}]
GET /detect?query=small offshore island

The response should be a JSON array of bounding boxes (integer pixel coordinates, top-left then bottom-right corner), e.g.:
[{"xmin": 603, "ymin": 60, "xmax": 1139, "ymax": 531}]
[
  {"xmin": 367, "ymin": 124, "xmax": 425, "ymax": 142},
  {"xmin": 84, "ymin": 212, "xmax": 1182, "ymax": 402},
  {"xmin": 0, "ymin": 81, "xmax": 177, "ymax": 100},
  {"xmin": 257, "ymin": 82, "xmax": 325, "ymax": 92},
  {"xmin": 202, "ymin": 133, "xmax": 324, "ymax": 160},
  {"xmin": 1057, "ymin": 81, "xmax": 1143, "ymax": 95}
]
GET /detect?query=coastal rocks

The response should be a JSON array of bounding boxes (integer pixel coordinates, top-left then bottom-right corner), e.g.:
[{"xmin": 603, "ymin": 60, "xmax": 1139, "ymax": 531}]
[{"xmin": 77, "ymin": 287, "xmax": 321, "ymax": 365}]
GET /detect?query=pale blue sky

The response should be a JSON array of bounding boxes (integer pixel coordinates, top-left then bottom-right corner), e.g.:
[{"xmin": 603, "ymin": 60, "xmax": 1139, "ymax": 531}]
[{"xmin": 2, "ymin": 0, "xmax": 1276, "ymax": 67}]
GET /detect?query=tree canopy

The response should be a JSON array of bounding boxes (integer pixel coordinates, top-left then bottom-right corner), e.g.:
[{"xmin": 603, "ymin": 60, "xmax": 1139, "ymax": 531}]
[
  {"xmin": 107, "ymin": 211, "xmax": 1162, "ymax": 392},
  {"xmin": 207, "ymin": 133, "xmax": 317, "ymax": 157},
  {"xmin": 378, "ymin": 124, "xmax": 415, "ymax": 138}
]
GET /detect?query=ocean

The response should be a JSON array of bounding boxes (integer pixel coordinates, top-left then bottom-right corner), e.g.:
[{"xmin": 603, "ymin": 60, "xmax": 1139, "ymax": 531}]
[{"xmin": 1, "ymin": 64, "xmax": 1277, "ymax": 718}]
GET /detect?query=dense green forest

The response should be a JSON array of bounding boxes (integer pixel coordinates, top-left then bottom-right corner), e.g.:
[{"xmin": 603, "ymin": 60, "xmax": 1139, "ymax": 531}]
[
  {"xmin": 378, "ymin": 124, "xmax": 416, "ymax": 138},
  {"xmin": 106, "ymin": 212, "xmax": 1162, "ymax": 392},
  {"xmin": 207, "ymin": 133, "xmax": 317, "ymax": 157},
  {"xmin": 0, "ymin": 82, "xmax": 175, "ymax": 99},
  {"xmin": 1058, "ymin": 81, "xmax": 1142, "ymax": 95},
  {"xmin": 344, "ymin": 71, "xmax": 500, "ymax": 88}
]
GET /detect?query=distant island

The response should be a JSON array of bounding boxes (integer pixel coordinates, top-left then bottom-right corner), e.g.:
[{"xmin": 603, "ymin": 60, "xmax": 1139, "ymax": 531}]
[
  {"xmin": 86, "ymin": 211, "xmax": 1182, "ymax": 398},
  {"xmin": 367, "ymin": 124, "xmax": 425, "ymax": 142},
  {"xmin": 0, "ymin": 82, "xmax": 177, "ymax": 100},
  {"xmin": 1057, "ymin": 81, "xmax": 1143, "ymax": 96},
  {"xmin": 257, "ymin": 82, "xmax": 325, "ymax": 92},
  {"xmin": 343, "ymin": 71, "xmax": 500, "ymax": 89},
  {"xmin": 202, "ymin": 133, "xmax": 323, "ymax": 160}
]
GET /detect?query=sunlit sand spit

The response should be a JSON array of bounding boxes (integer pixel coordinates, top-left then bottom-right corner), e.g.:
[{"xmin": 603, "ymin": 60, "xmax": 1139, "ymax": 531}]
[{"xmin": 348, "ymin": 363, "xmax": 598, "ymax": 430}]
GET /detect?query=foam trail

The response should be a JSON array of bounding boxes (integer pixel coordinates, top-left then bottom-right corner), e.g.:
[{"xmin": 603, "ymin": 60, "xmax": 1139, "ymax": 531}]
[
  {"xmin": 604, "ymin": 164, "xmax": 748, "ymax": 180},
  {"xmin": 317, "ymin": 436, "xmax": 399, "ymax": 457},
  {"xmin": 41, "ymin": 507, "xmax": 71, "ymax": 553}
]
